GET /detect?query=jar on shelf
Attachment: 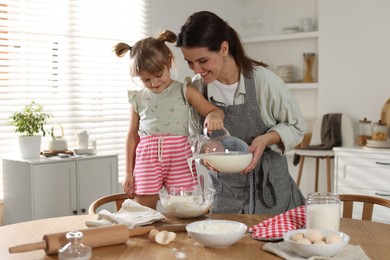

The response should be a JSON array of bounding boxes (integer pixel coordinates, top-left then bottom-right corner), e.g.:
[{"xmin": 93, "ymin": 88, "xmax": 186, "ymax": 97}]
[
  {"xmin": 303, "ymin": 53, "xmax": 316, "ymax": 83},
  {"xmin": 306, "ymin": 192, "xmax": 340, "ymax": 231},
  {"xmin": 372, "ymin": 120, "xmax": 388, "ymax": 141},
  {"xmin": 357, "ymin": 118, "xmax": 372, "ymax": 146},
  {"xmin": 276, "ymin": 65, "xmax": 295, "ymax": 83}
]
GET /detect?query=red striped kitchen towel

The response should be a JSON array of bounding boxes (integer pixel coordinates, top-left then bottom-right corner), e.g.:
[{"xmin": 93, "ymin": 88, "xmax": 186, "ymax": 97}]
[{"xmin": 249, "ymin": 206, "xmax": 306, "ymax": 240}]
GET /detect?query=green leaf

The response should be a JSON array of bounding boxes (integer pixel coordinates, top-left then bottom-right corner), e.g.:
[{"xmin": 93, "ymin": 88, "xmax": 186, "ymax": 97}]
[{"xmin": 9, "ymin": 101, "xmax": 53, "ymax": 136}]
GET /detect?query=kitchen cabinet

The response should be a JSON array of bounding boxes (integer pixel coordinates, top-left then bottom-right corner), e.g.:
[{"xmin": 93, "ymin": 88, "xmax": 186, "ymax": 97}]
[
  {"xmin": 2, "ymin": 154, "xmax": 118, "ymax": 225},
  {"xmin": 334, "ymin": 147, "xmax": 390, "ymax": 223}
]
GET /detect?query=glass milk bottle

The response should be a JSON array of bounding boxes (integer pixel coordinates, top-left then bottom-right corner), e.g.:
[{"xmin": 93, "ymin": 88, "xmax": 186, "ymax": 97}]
[{"xmin": 306, "ymin": 192, "xmax": 340, "ymax": 231}]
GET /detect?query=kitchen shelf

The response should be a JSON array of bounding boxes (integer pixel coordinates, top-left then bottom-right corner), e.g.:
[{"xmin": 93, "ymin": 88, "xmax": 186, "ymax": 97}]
[
  {"xmin": 243, "ymin": 31, "xmax": 319, "ymax": 44},
  {"xmin": 287, "ymin": 83, "xmax": 318, "ymax": 90}
]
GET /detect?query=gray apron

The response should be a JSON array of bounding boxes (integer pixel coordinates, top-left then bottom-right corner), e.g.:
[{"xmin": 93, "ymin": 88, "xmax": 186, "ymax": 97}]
[{"xmin": 203, "ymin": 73, "xmax": 305, "ymax": 214}]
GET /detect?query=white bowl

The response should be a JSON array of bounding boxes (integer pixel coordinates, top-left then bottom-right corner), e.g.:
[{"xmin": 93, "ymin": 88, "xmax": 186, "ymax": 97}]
[
  {"xmin": 283, "ymin": 229, "xmax": 350, "ymax": 258},
  {"xmin": 195, "ymin": 152, "xmax": 253, "ymax": 173},
  {"xmin": 159, "ymin": 186, "xmax": 215, "ymax": 218},
  {"xmin": 186, "ymin": 220, "xmax": 248, "ymax": 248}
]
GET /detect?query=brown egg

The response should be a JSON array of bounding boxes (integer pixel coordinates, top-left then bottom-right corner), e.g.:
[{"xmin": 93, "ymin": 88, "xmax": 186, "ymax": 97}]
[
  {"xmin": 290, "ymin": 232, "xmax": 304, "ymax": 242},
  {"xmin": 326, "ymin": 234, "xmax": 343, "ymax": 244},
  {"xmin": 314, "ymin": 240, "xmax": 326, "ymax": 245},
  {"xmin": 296, "ymin": 238, "xmax": 312, "ymax": 244},
  {"xmin": 304, "ymin": 229, "xmax": 324, "ymax": 243}
]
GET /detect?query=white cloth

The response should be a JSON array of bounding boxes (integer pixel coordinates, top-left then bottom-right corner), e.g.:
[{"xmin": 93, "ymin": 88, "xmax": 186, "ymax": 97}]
[
  {"xmin": 85, "ymin": 199, "xmax": 167, "ymax": 228},
  {"xmin": 263, "ymin": 241, "xmax": 370, "ymax": 260}
]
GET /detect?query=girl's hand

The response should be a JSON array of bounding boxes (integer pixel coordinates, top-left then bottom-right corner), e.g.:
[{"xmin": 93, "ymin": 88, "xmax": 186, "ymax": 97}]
[
  {"xmin": 123, "ymin": 172, "xmax": 135, "ymax": 195},
  {"xmin": 203, "ymin": 108, "xmax": 224, "ymax": 131}
]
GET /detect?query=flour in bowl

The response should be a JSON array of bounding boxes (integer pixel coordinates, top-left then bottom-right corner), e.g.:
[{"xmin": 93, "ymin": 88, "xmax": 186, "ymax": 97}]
[
  {"xmin": 163, "ymin": 195, "xmax": 211, "ymax": 218},
  {"xmin": 193, "ymin": 221, "xmax": 242, "ymax": 234}
]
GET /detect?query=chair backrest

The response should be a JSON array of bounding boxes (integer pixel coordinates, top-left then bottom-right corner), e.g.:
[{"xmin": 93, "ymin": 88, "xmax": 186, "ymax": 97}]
[
  {"xmin": 88, "ymin": 193, "xmax": 134, "ymax": 214},
  {"xmin": 310, "ymin": 114, "xmax": 354, "ymax": 146},
  {"xmin": 339, "ymin": 194, "xmax": 390, "ymax": 221}
]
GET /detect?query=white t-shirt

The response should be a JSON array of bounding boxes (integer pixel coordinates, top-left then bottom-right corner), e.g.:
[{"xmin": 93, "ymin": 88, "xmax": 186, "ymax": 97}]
[{"xmin": 211, "ymin": 80, "xmax": 238, "ymax": 106}]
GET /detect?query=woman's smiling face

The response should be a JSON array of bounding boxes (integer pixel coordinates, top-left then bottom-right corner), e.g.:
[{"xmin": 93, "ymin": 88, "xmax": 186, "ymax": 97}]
[{"xmin": 181, "ymin": 46, "xmax": 225, "ymax": 84}]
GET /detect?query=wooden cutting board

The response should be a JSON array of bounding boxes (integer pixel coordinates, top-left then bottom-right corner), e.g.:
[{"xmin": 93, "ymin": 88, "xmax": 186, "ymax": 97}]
[
  {"xmin": 381, "ymin": 98, "xmax": 390, "ymax": 125},
  {"xmin": 381, "ymin": 98, "xmax": 390, "ymax": 138},
  {"xmin": 41, "ymin": 150, "xmax": 74, "ymax": 157}
]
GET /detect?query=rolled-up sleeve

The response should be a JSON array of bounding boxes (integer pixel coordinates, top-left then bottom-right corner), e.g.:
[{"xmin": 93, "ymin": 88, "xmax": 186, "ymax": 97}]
[{"xmin": 253, "ymin": 67, "xmax": 307, "ymax": 154}]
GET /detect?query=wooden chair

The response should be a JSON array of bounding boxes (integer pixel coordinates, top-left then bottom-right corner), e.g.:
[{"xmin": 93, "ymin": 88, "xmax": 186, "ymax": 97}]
[
  {"xmin": 339, "ymin": 194, "xmax": 390, "ymax": 221},
  {"xmin": 88, "ymin": 193, "xmax": 134, "ymax": 214},
  {"xmin": 294, "ymin": 114, "xmax": 354, "ymax": 192}
]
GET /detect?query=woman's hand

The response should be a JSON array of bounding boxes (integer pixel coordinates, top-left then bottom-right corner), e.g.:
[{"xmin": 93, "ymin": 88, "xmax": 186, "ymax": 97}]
[
  {"xmin": 201, "ymin": 160, "xmax": 220, "ymax": 173},
  {"xmin": 240, "ymin": 131, "xmax": 281, "ymax": 174},
  {"xmin": 123, "ymin": 172, "xmax": 135, "ymax": 195}
]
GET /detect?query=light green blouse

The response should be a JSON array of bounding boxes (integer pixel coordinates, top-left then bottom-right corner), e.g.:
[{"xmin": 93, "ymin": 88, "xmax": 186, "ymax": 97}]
[{"xmin": 128, "ymin": 80, "xmax": 191, "ymax": 136}]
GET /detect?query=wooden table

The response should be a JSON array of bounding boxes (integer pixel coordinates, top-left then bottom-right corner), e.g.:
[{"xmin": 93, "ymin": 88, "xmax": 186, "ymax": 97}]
[{"xmin": 0, "ymin": 214, "xmax": 389, "ymax": 260}]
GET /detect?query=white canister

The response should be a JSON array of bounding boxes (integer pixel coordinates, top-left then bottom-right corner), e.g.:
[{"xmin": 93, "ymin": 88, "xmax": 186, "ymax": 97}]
[
  {"xmin": 76, "ymin": 129, "xmax": 89, "ymax": 149},
  {"xmin": 306, "ymin": 192, "xmax": 340, "ymax": 231},
  {"xmin": 300, "ymin": 17, "xmax": 315, "ymax": 32}
]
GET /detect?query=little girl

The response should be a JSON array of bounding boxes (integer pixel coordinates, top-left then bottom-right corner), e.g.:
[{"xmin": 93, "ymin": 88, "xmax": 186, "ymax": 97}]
[{"xmin": 115, "ymin": 30, "xmax": 224, "ymax": 209}]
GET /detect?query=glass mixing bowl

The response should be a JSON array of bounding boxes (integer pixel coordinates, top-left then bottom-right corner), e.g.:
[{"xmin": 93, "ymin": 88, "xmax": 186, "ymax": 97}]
[
  {"xmin": 190, "ymin": 128, "xmax": 253, "ymax": 173},
  {"xmin": 159, "ymin": 185, "xmax": 215, "ymax": 219}
]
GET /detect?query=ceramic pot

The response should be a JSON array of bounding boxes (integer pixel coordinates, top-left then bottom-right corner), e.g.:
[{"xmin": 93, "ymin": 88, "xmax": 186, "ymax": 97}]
[
  {"xmin": 18, "ymin": 135, "xmax": 42, "ymax": 159},
  {"xmin": 48, "ymin": 124, "xmax": 68, "ymax": 151}
]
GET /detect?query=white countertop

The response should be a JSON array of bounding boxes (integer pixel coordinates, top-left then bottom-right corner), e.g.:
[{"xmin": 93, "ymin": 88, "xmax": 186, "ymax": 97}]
[{"xmin": 333, "ymin": 145, "xmax": 390, "ymax": 154}]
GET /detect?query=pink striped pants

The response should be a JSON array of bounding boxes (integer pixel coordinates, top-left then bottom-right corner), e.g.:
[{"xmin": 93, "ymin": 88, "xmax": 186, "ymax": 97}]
[{"xmin": 133, "ymin": 135, "xmax": 198, "ymax": 195}]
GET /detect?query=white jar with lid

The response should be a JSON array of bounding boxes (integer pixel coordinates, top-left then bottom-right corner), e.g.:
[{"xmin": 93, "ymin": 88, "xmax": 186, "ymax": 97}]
[
  {"xmin": 372, "ymin": 120, "xmax": 388, "ymax": 141},
  {"xmin": 357, "ymin": 117, "xmax": 372, "ymax": 146},
  {"xmin": 306, "ymin": 192, "xmax": 340, "ymax": 231}
]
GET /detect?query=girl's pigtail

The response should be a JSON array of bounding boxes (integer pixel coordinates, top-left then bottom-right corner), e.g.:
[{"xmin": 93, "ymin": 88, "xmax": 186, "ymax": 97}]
[
  {"xmin": 157, "ymin": 30, "xmax": 177, "ymax": 44},
  {"xmin": 114, "ymin": 42, "xmax": 132, "ymax": 57}
]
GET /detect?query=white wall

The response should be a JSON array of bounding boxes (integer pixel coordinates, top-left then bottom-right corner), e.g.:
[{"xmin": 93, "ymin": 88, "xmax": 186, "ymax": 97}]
[{"xmin": 319, "ymin": 0, "xmax": 390, "ymax": 124}]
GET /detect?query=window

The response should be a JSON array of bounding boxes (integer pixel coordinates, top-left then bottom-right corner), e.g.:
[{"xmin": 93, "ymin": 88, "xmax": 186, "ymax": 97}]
[{"xmin": 0, "ymin": 0, "xmax": 149, "ymax": 198}]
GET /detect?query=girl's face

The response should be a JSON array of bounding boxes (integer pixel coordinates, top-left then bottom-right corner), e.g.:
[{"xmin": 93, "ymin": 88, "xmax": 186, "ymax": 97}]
[
  {"xmin": 181, "ymin": 46, "xmax": 225, "ymax": 84},
  {"xmin": 138, "ymin": 65, "xmax": 173, "ymax": 93}
]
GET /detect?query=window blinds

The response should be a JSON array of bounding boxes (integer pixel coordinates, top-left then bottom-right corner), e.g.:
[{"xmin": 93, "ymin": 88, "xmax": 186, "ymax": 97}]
[{"xmin": 0, "ymin": 0, "xmax": 148, "ymax": 197}]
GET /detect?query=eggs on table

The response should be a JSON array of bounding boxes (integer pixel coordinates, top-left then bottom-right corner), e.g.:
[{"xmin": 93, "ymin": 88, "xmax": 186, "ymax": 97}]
[
  {"xmin": 283, "ymin": 228, "xmax": 350, "ymax": 258},
  {"xmin": 289, "ymin": 229, "xmax": 343, "ymax": 245}
]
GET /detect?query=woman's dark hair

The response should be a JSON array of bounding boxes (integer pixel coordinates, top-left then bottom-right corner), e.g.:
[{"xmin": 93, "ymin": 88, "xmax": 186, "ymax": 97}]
[{"xmin": 176, "ymin": 11, "xmax": 266, "ymax": 77}]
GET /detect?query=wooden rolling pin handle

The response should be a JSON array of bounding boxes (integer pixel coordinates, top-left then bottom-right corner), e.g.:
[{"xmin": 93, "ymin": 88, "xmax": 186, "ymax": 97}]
[
  {"xmin": 44, "ymin": 224, "xmax": 130, "ymax": 255},
  {"xmin": 9, "ymin": 241, "xmax": 47, "ymax": 253},
  {"xmin": 9, "ymin": 225, "xmax": 157, "ymax": 255}
]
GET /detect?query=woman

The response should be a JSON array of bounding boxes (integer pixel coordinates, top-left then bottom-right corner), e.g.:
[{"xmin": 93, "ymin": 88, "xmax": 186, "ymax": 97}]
[{"xmin": 176, "ymin": 11, "xmax": 307, "ymax": 214}]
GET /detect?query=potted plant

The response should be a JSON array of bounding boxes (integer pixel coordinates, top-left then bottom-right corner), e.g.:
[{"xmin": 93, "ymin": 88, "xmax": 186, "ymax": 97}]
[{"xmin": 10, "ymin": 101, "xmax": 53, "ymax": 159}]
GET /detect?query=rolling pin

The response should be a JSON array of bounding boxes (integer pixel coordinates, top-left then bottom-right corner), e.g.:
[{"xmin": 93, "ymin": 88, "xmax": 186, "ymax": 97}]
[
  {"xmin": 9, "ymin": 223, "xmax": 187, "ymax": 255},
  {"xmin": 9, "ymin": 224, "xmax": 154, "ymax": 255}
]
